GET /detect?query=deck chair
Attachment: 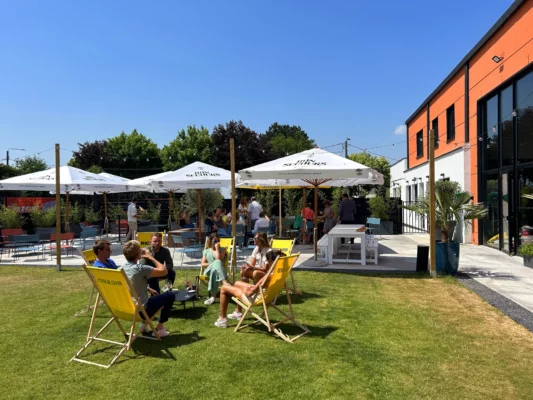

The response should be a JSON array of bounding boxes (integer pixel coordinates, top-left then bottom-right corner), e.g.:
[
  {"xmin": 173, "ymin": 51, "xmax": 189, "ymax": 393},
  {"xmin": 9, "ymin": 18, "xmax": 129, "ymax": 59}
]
[
  {"xmin": 270, "ymin": 238, "xmax": 300, "ymax": 295},
  {"xmin": 197, "ymin": 237, "xmax": 232, "ymax": 292},
  {"xmin": 232, "ymin": 253, "xmax": 310, "ymax": 343},
  {"xmin": 71, "ymin": 265, "xmax": 163, "ymax": 368},
  {"xmin": 74, "ymin": 249, "xmax": 99, "ymax": 317},
  {"xmin": 49, "ymin": 233, "xmax": 75, "ymax": 259},
  {"xmin": 137, "ymin": 232, "xmax": 165, "ymax": 248}
]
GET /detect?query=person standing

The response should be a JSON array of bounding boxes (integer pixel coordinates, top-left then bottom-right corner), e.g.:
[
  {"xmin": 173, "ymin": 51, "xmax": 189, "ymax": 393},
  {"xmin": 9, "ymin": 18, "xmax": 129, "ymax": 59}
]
[
  {"xmin": 301, "ymin": 203, "xmax": 315, "ymax": 244},
  {"xmin": 338, "ymin": 193, "xmax": 356, "ymax": 244},
  {"xmin": 141, "ymin": 233, "xmax": 175, "ymax": 294},
  {"xmin": 125, "ymin": 198, "xmax": 142, "ymax": 242},
  {"xmin": 322, "ymin": 200, "xmax": 336, "ymax": 234},
  {"xmin": 238, "ymin": 197, "xmax": 248, "ymax": 222},
  {"xmin": 247, "ymin": 196, "xmax": 262, "ymax": 230}
]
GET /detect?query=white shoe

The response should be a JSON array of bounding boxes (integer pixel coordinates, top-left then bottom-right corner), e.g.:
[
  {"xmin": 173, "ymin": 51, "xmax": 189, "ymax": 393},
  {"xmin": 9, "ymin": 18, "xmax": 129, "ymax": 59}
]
[
  {"xmin": 214, "ymin": 318, "xmax": 228, "ymax": 328},
  {"xmin": 204, "ymin": 297, "xmax": 216, "ymax": 305},
  {"xmin": 152, "ymin": 328, "xmax": 170, "ymax": 338},
  {"xmin": 227, "ymin": 311, "xmax": 243, "ymax": 320}
]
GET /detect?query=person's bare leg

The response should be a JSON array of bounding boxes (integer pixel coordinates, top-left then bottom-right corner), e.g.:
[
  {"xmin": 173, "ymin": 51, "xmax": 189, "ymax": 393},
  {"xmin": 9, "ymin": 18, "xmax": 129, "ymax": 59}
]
[
  {"xmin": 219, "ymin": 285, "xmax": 244, "ymax": 318},
  {"xmin": 252, "ymin": 270, "xmax": 266, "ymax": 283}
]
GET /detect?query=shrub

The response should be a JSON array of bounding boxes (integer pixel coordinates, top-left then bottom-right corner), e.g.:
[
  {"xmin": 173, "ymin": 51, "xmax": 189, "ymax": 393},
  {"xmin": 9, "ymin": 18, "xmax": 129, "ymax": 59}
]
[
  {"xmin": 518, "ymin": 242, "xmax": 533, "ymax": 257},
  {"xmin": 30, "ymin": 206, "xmax": 56, "ymax": 228},
  {"xmin": 369, "ymin": 196, "xmax": 389, "ymax": 221},
  {"xmin": 0, "ymin": 205, "xmax": 24, "ymax": 229},
  {"xmin": 84, "ymin": 203, "xmax": 101, "ymax": 224}
]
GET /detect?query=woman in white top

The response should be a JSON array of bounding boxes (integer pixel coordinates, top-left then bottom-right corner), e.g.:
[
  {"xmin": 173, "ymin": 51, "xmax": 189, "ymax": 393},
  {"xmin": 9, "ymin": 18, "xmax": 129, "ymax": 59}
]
[
  {"xmin": 238, "ymin": 197, "xmax": 248, "ymax": 222},
  {"xmin": 240, "ymin": 231, "xmax": 271, "ymax": 283}
]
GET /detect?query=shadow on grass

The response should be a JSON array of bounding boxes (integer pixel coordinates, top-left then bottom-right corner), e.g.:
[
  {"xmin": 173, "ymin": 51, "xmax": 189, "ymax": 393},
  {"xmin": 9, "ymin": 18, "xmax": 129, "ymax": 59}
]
[
  {"xmin": 275, "ymin": 291, "xmax": 322, "ymax": 305},
  {"xmin": 170, "ymin": 305, "xmax": 208, "ymax": 320},
  {"xmin": 238, "ymin": 322, "xmax": 338, "ymax": 339},
  {"xmin": 307, "ymin": 270, "xmax": 431, "ymax": 279}
]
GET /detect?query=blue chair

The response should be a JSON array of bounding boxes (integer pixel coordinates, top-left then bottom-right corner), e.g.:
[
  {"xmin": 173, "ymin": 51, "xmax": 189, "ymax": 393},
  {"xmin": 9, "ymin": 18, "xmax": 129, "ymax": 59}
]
[
  {"xmin": 366, "ymin": 217, "xmax": 381, "ymax": 238},
  {"xmin": 172, "ymin": 232, "xmax": 202, "ymax": 266},
  {"xmin": 12, "ymin": 234, "xmax": 44, "ymax": 260},
  {"xmin": 78, "ymin": 228, "xmax": 99, "ymax": 250}
]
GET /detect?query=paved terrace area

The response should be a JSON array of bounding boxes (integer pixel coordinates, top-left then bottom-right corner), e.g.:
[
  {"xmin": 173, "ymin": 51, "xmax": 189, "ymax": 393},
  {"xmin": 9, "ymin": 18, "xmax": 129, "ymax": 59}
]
[{"xmin": 1, "ymin": 233, "xmax": 533, "ymax": 314}]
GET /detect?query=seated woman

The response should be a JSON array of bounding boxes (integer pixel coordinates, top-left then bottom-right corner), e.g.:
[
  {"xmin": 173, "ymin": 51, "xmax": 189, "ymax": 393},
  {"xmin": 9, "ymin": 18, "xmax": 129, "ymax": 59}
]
[
  {"xmin": 202, "ymin": 232, "xmax": 231, "ymax": 305},
  {"xmin": 204, "ymin": 212, "xmax": 217, "ymax": 234},
  {"xmin": 240, "ymin": 231, "xmax": 271, "ymax": 284},
  {"xmin": 179, "ymin": 211, "xmax": 194, "ymax": 228},
  {"xmin": 214, "ymin": 249, "xmax": 285, "ymax": 327}
]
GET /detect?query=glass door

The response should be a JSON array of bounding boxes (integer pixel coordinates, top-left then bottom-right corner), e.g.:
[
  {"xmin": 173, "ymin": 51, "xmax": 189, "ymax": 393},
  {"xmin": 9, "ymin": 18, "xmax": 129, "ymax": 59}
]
[{"xmin": 502, "ymin": 172, "xmax": 517, "ymax": 253}]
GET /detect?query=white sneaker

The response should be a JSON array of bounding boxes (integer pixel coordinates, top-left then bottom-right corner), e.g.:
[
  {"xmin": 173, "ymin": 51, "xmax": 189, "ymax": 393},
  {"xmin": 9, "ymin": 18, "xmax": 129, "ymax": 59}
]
[
  {"xmin": 138, "ymin": 323, "xmax": 151, "ymax": 333},
  {"xmin": 152, "ymin": 328, "xmax": 170, "ymax": 338},
  {"xmin": 214, "ymin": 318, "xmax": 228, "ymax": 328},
  {"xmin": 204, "ymin": 297, "xmax": 216, "ymax": 305},
  {"xmin": 227, "ymin": 311, "xmax": 243, "ymax": 320}
]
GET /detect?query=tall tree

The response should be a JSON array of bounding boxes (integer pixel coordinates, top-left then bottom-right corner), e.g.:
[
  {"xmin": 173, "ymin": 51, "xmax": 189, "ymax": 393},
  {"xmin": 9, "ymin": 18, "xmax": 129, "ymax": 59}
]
[
  {"xmin": 0, "ymin": 164, "xmax": 19, "ymax": 179},
  {"xmin": 105, "ymin": 129, "xmax": 162, "ymax": 179},
  {"xmin": 211, "ymin": 120, "xmax": 274, "ymax": 171},
  {"xmin": 14, "ymin": 155, "xmax": 48, "ymax": 174},
  {"xmin": 161, "ymin": 125, "xmax": 212, "ymax": 171},
  {"xmin": 68, "ymin": 140, "xmax": 108, "ymax": 170},
  {"xmin": 348, "ymin": 152, "xmax": 391, "ymax": 194},
  {"xmin": 264, "ymin": 123, "xmax": 315, "ymax": 157}
]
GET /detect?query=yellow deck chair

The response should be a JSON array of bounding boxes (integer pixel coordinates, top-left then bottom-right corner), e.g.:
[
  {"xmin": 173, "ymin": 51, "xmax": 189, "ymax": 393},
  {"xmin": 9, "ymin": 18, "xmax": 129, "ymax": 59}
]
[
  {"xmin": 270, "ymin": 238, "xmax": 300, "ymax": 295},
  {"xmin": 233, "ymin": 253, "xmax": 310, "ymax": 343},
  {"xmin": 71, "ymin": 265, "xmax": 164, "ymax": 368},
  {"xmin": 75, "ymin": 249, "xmax": 99, "ymax": 317},
  {"xmin": 198, "ymin": 237, "xmax": 233, "ymax": 292},
  {"xmin": 137, "ymin": 232, "xmax": 165, "ymax": 248}
]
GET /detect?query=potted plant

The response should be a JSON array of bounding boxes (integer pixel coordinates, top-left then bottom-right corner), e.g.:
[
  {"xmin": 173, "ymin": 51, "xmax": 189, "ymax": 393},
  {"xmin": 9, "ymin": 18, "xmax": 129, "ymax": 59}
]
[
  {"xmin": 68, "ymin": 202, "xmax": 85, "ymax": 237},
  {"xmin": 0, "ymin": 205, "xmax": 24, "ymax": 229},
  {"xmin": 84, "ymin": 202, "xmax": 102, "ymax": 227},
  {"xmin": 30, "ymin": 205, "xmax": 57, "ymax": 240},
  {"xmin": 402, "ymin": 180, "xmax": 488, "ymax": 275},
  {"xmin": 518, "ymin": 242, "xmax": 533, "ymax": 268},
  {"xmin": 368, "ymin": 196, "xmax": 394, "ymax": 235}
]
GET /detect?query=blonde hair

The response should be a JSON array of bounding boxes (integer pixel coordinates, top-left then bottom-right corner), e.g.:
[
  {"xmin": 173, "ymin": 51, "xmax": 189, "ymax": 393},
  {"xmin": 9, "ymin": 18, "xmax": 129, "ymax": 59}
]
[
  {"xmin": 123, "ymin": 240, "xmax": 141, "ymax": 262},
  {"xmin": 256, "ymin": 231, "xmax": 269, "ymax": 250}
]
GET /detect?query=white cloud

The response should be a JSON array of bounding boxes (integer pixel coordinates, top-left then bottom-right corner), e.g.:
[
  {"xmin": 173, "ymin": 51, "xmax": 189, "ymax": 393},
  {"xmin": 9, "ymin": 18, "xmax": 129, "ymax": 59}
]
[{"xmin": 394, "ymin": 125, "xmax": 407, "ymax": 136}]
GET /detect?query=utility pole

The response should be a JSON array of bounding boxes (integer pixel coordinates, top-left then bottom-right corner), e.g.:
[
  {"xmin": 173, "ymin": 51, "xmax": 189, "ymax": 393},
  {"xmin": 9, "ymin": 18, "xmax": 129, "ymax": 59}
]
[
  {"xmin": 6, "ymin": 148, "xmax": 26, "ymax": 166},
  {"xmin": 344, "ymin": 137, "xmax": 350, "ymax": 158},
  {"xmin": 429, "ymin": 129, "xmax": 436, "ymax": 277}
]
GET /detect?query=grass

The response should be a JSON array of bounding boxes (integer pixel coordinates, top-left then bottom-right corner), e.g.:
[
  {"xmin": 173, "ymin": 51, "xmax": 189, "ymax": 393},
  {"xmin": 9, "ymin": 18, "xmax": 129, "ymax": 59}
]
[{"xmin": 1, "ymin": 267, "xmax": 533, "ymax": 400}]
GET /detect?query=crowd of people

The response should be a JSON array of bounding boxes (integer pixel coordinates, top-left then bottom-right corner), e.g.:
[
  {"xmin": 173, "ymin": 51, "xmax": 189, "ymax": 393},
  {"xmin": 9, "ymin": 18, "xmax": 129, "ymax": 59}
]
[{"xmin": 97, "ymin": 193, "xmax": 360, "ymax": 337}]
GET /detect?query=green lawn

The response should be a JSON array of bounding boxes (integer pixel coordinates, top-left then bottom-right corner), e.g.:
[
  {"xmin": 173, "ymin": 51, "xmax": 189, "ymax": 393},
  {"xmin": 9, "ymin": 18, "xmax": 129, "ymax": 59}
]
[{"xmin": 1, "ymin": 266, "xmax": 533, "ymax": 400}]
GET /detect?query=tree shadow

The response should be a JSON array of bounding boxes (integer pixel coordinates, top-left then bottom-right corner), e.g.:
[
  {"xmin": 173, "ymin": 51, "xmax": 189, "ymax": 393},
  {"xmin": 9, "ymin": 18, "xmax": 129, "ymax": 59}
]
[
  {"xmin": 239, "ymin": 322, "xmax": 338, "ymax": 339},
  {"xmin": 274, "ymin": 291, "xmax": 322, "ymax": 305},
  {"xmin": 170, "ymin": 304, "xmax": 208, "ymax": 320}
]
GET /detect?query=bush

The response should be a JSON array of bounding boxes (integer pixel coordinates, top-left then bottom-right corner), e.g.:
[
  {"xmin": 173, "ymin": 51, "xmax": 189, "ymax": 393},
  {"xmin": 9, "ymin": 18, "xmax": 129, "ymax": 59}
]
[
  {"xmin": 30, "ymin": 206, "xmax": 56, "ymax": 228},
  {"xmin": 369, "ymin": 196, "xmax": 389, "ymax": 221},
  {"xmin": 84, "ymin": 203, "xmax": 101, "ymax": 224},
  {"xmin": 518, "ymin": 242, "xmax": 533, "ymax": 257},
  {"xmin": 0, "ymin": 205, "xmax": 24, "ymax": 229}
]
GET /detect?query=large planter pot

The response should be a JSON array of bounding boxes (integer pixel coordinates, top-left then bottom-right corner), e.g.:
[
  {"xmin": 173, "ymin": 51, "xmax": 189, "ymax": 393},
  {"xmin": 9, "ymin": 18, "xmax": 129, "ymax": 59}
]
[
  {"xmin": 435, "ymin": 240, "xmax": 460, "ymax": 275},
  {"xmin": 69, "ymin": 223, "xmax": 82, "ymax": 238},
  {"xmin": 524, "ymin": 256, "xmax": 533, "ymax": 269},
  {"xmin": 35, "ymin": 227, "xmax": 57, "ymax": 241}
]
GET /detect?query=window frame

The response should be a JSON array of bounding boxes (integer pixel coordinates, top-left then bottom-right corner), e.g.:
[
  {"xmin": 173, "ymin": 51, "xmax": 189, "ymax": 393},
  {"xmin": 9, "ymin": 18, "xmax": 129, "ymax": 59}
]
[
  {"xmin": 416, "ymin": 130, "xmax": 424, "ymax": 158},
  {"xmin": 431, "ymin": 117, "xmax": 439, "ymax": 148},
  {"xmin": 446, "ymin": 104, "xmax": 455, "ymax": 142}
]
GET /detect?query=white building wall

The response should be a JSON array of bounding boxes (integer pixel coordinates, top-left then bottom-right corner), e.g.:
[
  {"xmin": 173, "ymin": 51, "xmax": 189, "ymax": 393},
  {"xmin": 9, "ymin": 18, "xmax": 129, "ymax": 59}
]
[{"xmin": 389, "ymin": 146, "xmax": 473, "ymax": 243}]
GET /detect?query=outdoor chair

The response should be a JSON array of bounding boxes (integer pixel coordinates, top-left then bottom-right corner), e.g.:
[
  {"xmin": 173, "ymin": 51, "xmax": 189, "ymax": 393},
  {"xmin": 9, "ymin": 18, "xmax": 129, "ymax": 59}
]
[
  {"xmin": 1, "ymin": 228, "xmax": 24, "ymax": 255},
  {"xmin": 270, "ymin": 238, "xmax": 300, "ymax": 294},
  {"xmin": 173, "ymin": 231, "xmax": 201, "ymax": 266},
  {"xmin": 366, "ymin": 217, "xmax": 381, "ymax": 239},
  {"xmin": 137, "ymin": 232, "xmax": 165, "ymax": 248},
  {"xmin": 282, "ymin": 219, "xmax": 299, "ymax": 239},
  {"xmin": 49, "ymin": 233, "xmax": 75, "ymax": 259},
  {"xmin": 77, "ymin": 227, "xmax": 99, "ymax": 250},
  {"xmin": 70, "ymin": 265, "xmax": 163, "ymax": 368},
  {"xmin": 74, "ymin": 249, "xmax": 99, "ymax": 317},
  {"xmin": 232, "ymin": 253, "xmax": 310, "ymax": 343},
  {"xmin": 12, "ymin": 234, "xmax": 45, "ymax": 260}
]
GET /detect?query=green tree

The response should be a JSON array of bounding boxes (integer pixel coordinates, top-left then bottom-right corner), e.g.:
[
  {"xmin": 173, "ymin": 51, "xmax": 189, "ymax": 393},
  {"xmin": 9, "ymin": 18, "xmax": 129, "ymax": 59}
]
[
  {"xmin": 161, "ymin": 125, "xmax": 212, "ymax": 171},
  {"xmin": 184, "ymin": 189, "xmax": 224, "ymax": 223},
  {"xmin": 348, "ymin": 152, "xmax": 391, "ymax": 195},
  {"xmin": 264, "ymin": 123, "xmax": 315, "ymax": 157},
  {"xmin": 0, "ymin": 164, "xmax": 19, "ymax": 179},
  {"xmin": 87, "ymin": 165, "xmax": 104, "ymax": 174},
  {"xmin": 68, "ymin": 140, "xmax": 108, "ymax": 170},
  {"xmin": 211, "ymin": 121, "xmax": 274, "ymax": 171},
  {"xmin": 14, "ymin": 155, "xmax": 48, "ymax": 174},
  {"xmin": 105, "ymin": 129, "xmax": 162, "ymax": 179}
]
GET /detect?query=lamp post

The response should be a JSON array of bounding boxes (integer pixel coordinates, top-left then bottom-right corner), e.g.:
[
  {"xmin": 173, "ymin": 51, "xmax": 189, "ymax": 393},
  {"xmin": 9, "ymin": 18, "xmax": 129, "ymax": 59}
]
[
  {"xmin": 6, "ymin": 148, "xmax": 26, "ymax": 166},
  {"xmin": 344, "ymin": 137, "xmax": 351, "ymax": 158}
]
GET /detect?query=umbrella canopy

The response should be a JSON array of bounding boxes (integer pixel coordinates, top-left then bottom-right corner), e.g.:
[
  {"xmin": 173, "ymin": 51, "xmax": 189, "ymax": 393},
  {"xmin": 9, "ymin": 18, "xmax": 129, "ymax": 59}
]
[
  {"xmin": 239, "ymin": 148, "xmax": 383, "ymax": 184},
  {"xmin": 0, "ymin": 166, "xmax": 135, "ymax": 192}
]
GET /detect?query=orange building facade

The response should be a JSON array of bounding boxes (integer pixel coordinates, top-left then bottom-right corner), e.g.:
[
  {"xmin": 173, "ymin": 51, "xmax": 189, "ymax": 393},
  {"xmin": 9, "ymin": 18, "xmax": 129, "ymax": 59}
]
[{"xmin": 405, "ymin": 0, "xmax": 533, "ymax": 252}]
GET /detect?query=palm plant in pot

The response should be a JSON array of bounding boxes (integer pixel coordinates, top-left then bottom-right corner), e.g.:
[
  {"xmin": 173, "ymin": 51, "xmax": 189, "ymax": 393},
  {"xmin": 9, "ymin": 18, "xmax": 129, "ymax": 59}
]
[{"xmin": 402, "ymin": 180, "xmax": 488, "ymax": 275}]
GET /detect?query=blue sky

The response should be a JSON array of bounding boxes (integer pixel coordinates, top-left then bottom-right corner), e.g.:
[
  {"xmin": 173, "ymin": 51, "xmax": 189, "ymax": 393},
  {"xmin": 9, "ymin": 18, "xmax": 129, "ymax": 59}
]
[{"xmin": 0, "ymin": 0, "xmax": 513, "ymax": 167}]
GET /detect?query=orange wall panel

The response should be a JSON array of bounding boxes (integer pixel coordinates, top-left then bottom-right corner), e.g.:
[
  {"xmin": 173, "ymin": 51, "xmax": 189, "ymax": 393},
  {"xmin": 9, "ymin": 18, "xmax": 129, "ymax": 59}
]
[{"xmin": 407, "ymin": 109, "xmax": 427, "ymax": 168}]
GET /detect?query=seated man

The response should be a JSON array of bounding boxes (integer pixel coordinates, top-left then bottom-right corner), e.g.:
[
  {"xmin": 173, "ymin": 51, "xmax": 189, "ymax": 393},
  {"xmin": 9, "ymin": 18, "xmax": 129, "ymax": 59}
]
[
  {"xmin": 122, "ymin": 240, "xmax": 175, "ymax": 338},
  {"xmin": 92, "ymin": 240, "xmax": 118, "ymax": 269},
  {"xmin": 141, "ymin": 233, "xmax": 175, "ymax": 294},
  {"xmin": 252, "ymin": 212, "xmax": 270, "ymax": 234}
]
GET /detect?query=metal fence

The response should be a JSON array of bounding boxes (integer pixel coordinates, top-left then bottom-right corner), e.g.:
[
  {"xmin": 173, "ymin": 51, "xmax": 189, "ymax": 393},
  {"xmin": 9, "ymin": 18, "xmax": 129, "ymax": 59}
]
[{"xmin": 399, "ymin": 200, "xmax": 428, "ymax": 233}]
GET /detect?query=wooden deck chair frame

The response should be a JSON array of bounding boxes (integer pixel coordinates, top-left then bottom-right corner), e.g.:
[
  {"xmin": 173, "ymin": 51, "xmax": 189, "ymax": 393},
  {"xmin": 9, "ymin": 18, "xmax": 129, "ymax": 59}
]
[
  {"xmin": 70, "ymin": 265, "xmax": 163, "ymax": 368},
  {"xmin": 197, "ymin": 237, "xmax": 233, "ymax": 293},
  {"xmin": 74, "ymin": 248, "xmax": 100, "ymax": 317},
  {"xmin": 270, "ymin": 238, "xmax": 300, "ymax": 295},
  {"xmin": 232, "ymin": 253, "xmax": 310, "ymax": 343}
]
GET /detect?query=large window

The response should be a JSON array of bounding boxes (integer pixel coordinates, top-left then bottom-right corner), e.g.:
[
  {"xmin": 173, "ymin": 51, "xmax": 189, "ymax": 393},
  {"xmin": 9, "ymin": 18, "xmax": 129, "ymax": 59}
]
[
  {"xmin": 501, "ymin": 85, "xmax": 514, "ymax": 167},
  {"xmin": 416, "ymin": 130, "xmax": 423, "ymax": 158},
  {"xmin": 446, "ymin": 105, "xmax": 455, "ymax": 141},
  {"xmin": 517, "ymin": 71, "xmax": 533, "ymax": 164},
  {"xmin": 432, "ymin": 117, "xmax": 439, "ymax": 148},
  {"xmin": 518, "ymin": 168, "xmax": 533, "ymax": 247},
  {"xmin": 484, "ymin": 94, "xmax": 499, "ymax": 171}
]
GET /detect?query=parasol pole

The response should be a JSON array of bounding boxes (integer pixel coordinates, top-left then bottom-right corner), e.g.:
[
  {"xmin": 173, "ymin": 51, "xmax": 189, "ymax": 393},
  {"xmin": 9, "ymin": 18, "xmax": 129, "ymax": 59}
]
[
  {"xmin": 230, "ymin": 137, "xmax": 237, "ymax": 279},
  {"xmin": 168, "ymin": 190, "xmax": 173, "ymax": 231},
  {"xmin": 314, "ymin": 184, "xmax": 318, "ymax": 259},
  {"xmin": 55, "ymin": 144, "xmax": 61, "ymax": 271},
  {"xmin": 65, "ymin": 192, "xmax": 70, "ymax": 233},
  {"xmin": 279, "ymin": 187, "xmax": 283, "ymax": 237},
  {"xmin": 197, "ymin": 189, "xmax": 202, "ymax": 239},
  {"xmin": 103, "ymin": 192, "xmax": 109, "ymax": 236}
]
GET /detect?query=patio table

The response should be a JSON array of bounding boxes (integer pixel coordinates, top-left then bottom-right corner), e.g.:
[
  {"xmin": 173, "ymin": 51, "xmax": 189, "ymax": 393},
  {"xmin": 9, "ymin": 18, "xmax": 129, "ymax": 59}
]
[{"xmin": 327, "ymin": 225, "xmax": 367, "ymax": 265}]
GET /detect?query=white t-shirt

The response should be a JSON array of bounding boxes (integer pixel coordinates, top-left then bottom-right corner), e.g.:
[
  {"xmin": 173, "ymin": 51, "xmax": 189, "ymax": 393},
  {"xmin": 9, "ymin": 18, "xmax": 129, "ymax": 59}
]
[
  {"xmin": 251, "ymin": 246, "xmax": 270, "ymax": 268},
  {"xmin": 127, "ymin": 203, "xmax": 137, "ymax": 222},
  {"xmin": 248, "ymin": 201, "xmax": 262, "ymax": 220},
  {"xmin": 253, "ymin": 217, "xmax": 270, "ymax": 233}
]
